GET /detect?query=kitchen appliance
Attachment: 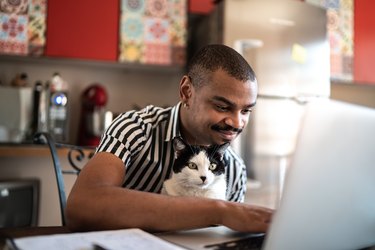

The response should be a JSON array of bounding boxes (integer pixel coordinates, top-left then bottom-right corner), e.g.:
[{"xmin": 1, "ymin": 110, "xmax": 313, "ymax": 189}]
[
  {"xmin": 204, "ymin": 0, "xmax": 330, "ymax": 207},
  {"xmin": 78, "ymin": 84, "xmax": 112, "ymax": 146},
  {"xmin": 0, "ymin": 86, "xmax": 33, "ymax": 142},
  {"xmin": 47, "ymin": 73, "xmax": 69, "ymax": 143}
]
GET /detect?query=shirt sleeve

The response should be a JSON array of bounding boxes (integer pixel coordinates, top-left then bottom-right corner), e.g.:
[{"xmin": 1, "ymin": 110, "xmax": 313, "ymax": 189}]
[{"xmin": 96, "ymin": 110, "xmax": 149, "ymax": 166}]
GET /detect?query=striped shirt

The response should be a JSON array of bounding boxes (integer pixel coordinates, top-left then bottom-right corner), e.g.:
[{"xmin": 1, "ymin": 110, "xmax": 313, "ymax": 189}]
[{"xmin": 97, "ymin": 102, "xmax": 247, "ymax": 202}]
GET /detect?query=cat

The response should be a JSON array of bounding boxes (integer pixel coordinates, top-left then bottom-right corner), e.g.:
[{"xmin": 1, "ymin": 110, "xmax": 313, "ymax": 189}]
[{"xmin": 162, "ymin": 137, "xmax": 229, "ymax": 200}]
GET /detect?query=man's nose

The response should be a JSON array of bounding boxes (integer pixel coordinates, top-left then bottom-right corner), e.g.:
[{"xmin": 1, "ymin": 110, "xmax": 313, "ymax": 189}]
[{"xmin": 225, "ymin": 112, "xmax": 245, "ymax": 130}]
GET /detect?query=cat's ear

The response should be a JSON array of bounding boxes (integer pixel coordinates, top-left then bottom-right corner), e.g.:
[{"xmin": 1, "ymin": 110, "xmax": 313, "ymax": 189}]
[
  {"xmin": 173, "ymin": 137, "xmax": 187, "ymax": 158},
  {"xmin": 216, "ymin": 143, "xmax": 230, "ymax": 160}
]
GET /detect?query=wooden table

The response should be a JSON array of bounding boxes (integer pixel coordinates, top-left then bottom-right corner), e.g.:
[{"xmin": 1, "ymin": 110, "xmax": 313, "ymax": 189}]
[{"xmin": 0, "ymin": 226, "xmax": 70, "ymax": 249}]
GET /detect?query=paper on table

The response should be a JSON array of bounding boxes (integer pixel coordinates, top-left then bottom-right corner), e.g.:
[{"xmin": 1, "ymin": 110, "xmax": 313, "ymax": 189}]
[{"xmin": 7, "ymin": 228, "xmax": 185, "ymax": 250}]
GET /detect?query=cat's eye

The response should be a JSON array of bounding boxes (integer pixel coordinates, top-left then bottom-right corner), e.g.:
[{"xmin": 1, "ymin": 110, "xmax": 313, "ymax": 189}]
[
  {"xmin": 209, "ymin": 163, "xmax": 217, "ymax": 170},
  {"xmin": 187, "ymin": 162, "xmax": 197, "ymax": 169}
]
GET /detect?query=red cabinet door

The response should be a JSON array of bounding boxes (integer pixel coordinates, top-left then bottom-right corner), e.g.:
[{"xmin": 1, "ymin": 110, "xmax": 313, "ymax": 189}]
[
  {"xmin": 354, "ymin": 0, "xmax": 375, "ymax": 84},
  {"xmin": 45, "ymin": 0, "xmax": 119, "ymax": 61}
]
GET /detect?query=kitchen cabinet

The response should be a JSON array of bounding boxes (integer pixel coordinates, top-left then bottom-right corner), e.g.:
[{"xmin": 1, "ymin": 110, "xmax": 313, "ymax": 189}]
[
  {"xmin": 45, "ymin": 0, "xmax": 188, "ymax": 66},
  {"xmin": 45, "ymin": 0, "xmax": 119, "ymax": 61},
  {"xmin": 2, "ymin": 0, "xmax": 190, "ymax": 66},
  {"xmin": 353, "ymin": 0, "xmax": 375, "ymax": 84}
]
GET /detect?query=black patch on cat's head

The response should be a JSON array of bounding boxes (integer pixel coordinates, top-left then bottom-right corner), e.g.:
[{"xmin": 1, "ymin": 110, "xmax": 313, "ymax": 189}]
[{"xmin": 172, "ymin": 137, "xmax": 229, "ymax": 175}]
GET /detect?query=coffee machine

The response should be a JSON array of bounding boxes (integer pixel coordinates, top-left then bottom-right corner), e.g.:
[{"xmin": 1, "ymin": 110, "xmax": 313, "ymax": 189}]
[
  {"xmin": 78, "ymin": 84, "xmax": 111, "ymax": 146},
  {"xmin": 46, "ymin": 73, "xmax": 69, "ymax": 142}
]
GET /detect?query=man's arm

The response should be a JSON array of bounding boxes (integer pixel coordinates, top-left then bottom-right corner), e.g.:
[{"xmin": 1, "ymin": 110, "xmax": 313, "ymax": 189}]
[{"xmin": 65, "ymin": 152, "xmax": 273, "ymax": 233}]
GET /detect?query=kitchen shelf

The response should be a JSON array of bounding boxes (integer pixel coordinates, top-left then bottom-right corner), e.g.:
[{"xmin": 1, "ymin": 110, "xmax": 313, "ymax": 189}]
[
  {"xmin": 0, "ymin": 143, "xmax": 92, "ymax": 158},
  {"xmin": 0, "ymin": 54, "xmax": 185, "ymax": 74}
]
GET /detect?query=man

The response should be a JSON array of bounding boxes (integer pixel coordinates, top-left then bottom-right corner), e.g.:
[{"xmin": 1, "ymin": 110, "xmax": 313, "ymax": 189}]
[{"xmin": 66, "ymin": 44, "xmax": 273, "ymax": 232}]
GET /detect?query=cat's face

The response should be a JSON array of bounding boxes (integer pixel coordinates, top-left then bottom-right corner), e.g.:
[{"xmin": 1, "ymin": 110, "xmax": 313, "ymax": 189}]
[{"xmin": 171, "ymin": 137, "xmax": 229, "ymax": 188}]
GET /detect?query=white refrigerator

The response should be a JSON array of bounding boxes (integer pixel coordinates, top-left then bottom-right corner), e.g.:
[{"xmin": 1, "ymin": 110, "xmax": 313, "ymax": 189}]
[{"xmin": 213, "ymin": 0, "xmax": 330, "ymax": 207}]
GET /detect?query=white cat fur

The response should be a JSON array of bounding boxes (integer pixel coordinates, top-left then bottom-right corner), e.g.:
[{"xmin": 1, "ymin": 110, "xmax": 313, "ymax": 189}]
[{"xmin": 162, "ymin": 150, "xmax": 227, "ymax": 200}]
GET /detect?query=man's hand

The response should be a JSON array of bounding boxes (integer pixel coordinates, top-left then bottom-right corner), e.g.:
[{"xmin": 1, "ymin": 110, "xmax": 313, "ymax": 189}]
[{"xmin": 218, "ymin": 202, "xmax": 274, "ymax": 233}]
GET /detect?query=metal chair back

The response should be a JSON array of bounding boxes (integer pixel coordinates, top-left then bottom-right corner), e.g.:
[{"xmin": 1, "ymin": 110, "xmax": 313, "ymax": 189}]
[{"xmin": 33, "ymin": 132, "xmax": 95, "ymax": 226}]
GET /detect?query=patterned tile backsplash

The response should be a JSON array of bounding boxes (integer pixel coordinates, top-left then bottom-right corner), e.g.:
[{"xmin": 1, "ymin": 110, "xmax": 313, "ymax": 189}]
[
  {"xmin": 119, "ymin": 0, "xmax": 187, "ymax": 66},
  {"xmin": 306, "ymin": 0, "xmax": 354, "ymax": 82},
  {"xmin": 0, "ymin": 0, "xmax": 47, "ymax": 56}
]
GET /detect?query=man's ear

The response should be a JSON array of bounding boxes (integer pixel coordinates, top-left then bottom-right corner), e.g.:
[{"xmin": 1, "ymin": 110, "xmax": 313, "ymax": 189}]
[{"xmin": 179, "ymin": 75, "xmax": 192, "ymax": 104}]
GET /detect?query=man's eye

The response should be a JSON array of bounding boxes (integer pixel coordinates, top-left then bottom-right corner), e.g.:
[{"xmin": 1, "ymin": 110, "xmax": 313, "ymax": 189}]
[
  {"xmin": 216, "ymin": 105, "xmax": 228, "ymax": 112},
  {"xmin": 242, "ymin": 109, "xmax": 252, "ymax": 115},
  {"xmin": 188, "ymin": 162, "xmax": 197, "ymax": 169}
]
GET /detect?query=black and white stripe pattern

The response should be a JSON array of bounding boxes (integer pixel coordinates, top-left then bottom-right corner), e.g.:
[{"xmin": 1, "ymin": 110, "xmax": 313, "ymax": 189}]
[{"xmin": 96, "ymin": 103, "xmax": 247, "ymax": 202}]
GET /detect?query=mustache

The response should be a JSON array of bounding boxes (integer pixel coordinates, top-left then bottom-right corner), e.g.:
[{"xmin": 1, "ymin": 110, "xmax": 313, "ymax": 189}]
[{"xmin": 211, "ymin": 124, "xmax": 243, "ymax": 134}]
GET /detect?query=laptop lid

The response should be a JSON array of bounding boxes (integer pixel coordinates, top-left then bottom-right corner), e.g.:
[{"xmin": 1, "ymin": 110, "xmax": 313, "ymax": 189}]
[{"xmin": 263, "ymin": 99, "xmax": 375, "ymax": 250}]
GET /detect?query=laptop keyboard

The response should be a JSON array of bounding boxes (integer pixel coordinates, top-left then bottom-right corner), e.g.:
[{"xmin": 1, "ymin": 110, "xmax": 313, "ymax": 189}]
[{"xmin": 204, "ymin": 234, "xmax": 265, "ymax": 250}]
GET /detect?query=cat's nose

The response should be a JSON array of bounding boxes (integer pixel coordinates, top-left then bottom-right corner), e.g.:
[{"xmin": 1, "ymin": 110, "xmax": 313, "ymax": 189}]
[{"xmin": 200, "ymin": 176, "xmax": 206, "ymax": 182}]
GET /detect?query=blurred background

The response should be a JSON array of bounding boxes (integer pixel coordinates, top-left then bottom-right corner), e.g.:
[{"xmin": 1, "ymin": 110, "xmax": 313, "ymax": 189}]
[{"xmin": 0, "ymin": 0, "xmax": 374, "ymax": 225}]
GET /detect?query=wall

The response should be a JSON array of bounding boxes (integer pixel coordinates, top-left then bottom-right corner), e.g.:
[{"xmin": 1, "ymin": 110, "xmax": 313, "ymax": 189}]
[
  {"xmin": 0, "ymin": 58, "xmax": 182, "ymax": 143},
  {"xmin": 0, "ymin": 57, "xmax": 183, "ymax": 225},
  {"xmin": 0, "ymin": 154, "xmax": 76, "ymax": 226}
]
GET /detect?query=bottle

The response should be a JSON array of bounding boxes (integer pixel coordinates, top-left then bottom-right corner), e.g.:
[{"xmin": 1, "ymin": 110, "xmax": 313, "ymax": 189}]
[{"xmin": 29, "ymin": 81, "xmax": 45, "ymax": 138}]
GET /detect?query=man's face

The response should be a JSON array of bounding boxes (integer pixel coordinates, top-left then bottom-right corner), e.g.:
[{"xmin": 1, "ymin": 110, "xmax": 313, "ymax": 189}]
[{"xmin": 183, "ymin": 69, "xmax": 257, "ymax": 146}]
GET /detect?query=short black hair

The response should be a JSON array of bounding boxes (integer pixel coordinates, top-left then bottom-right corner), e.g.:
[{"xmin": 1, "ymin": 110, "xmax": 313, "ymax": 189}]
[{"xmin": 187, "ymin": 44, "xmax": 256, "ymax": 88}]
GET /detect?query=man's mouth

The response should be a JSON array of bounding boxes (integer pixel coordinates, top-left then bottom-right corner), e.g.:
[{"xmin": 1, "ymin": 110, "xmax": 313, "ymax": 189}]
[{"xmin": 211, "ymin": 125, "xmax": 242, "ymax": 141}]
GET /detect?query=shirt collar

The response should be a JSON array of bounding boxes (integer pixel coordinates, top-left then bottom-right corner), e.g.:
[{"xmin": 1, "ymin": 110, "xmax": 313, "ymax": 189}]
[{"xmin": 165, "ymin": 102, "xmax": 182, "ymax": 142}]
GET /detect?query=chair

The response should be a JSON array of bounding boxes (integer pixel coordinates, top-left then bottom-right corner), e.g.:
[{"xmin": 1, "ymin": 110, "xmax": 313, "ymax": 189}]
[{"xmin": 33, "ymin": 132, "xmax": 95, "ymax": 226}]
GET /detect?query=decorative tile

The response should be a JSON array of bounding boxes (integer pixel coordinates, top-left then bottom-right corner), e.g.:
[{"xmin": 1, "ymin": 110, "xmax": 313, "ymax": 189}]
[
  {"xmin": 342, "ymin": 55, "xmax": 353, "ymax": 75},
  {"xmin": 330, "ymin": 53, "xmax": 342, "ymax": 76},
  {"xmin": 0, "ymin": 0, "xmax": 47, "ymax": 56},
  {"xmin": 310, "ymin": 0, "xmax": 353, "ymax": 82},
  {"xmin": 169, "ymin": 19, "xmax": 185, "ymax": 46},
  {"xmin": 144, "ymin": 17, "xmax": 169, "ymax": 44},
  {"xmin": 325, "ymin": 0, "xmax": 340, "ymax": 10},
  {"xmin": 121, "ymin": 15, "xmax": 144, "ymax": 42},
  {"xmin": 0, "ymin": 39, "xmax": 27, "ymax": 54},
  {"xmin": 119, "ymin": 0, "xmax": 187, "ymax": 65},
  {"xmin": 0, "ymin": 13, "xmax": 28, "ymax": 54},
  {"xmin": 30, "ymin": 0, "xmax": 47, "ymax": 16},
  {"xmin": 0, "ymin": 0, "xmax": 29, "ymax": 14},
  {"xmin": 122, "ymin": 0, "xmax": 145, "ymax": 14},
  {"xmin": 144, "ymin": 43, "xmax": 171, "ymax": 65},
  {"xmin": 146, "ymin": 0, "xmax": 168, "ymax": 18},
  {"xmin": 28, "ymin": 14, "xmax": 46, "ymax": 55},
  {"xmin": 340, "ymin": 0, "xmax": 352, "ymax": 11},
  {"xmin": 327, "ymin": 9, "xmax": 339, "ymax": 31},
  {"xmin": 328, "ymin": 32, "xmax": 340, "ymax": 54},
  {"xmin": 168, "ymin": 0, "xmax": 185, "ymax": 18},
  {"xmin": 171, "ymin": 45, "xmax": 185, "ymax": 65},
  {"xmin": 0, "ymin": 14, "xmax": 28, "ymax": 42},
  {"xmin": 119, "ymin": 41, "xmax": 144, "ymax": 63}
]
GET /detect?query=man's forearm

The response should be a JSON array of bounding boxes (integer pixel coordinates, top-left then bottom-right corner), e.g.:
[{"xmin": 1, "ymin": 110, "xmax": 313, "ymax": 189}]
[{"xmin": 66, "ymin": 186, "xmax": 225, "ymax": 232}]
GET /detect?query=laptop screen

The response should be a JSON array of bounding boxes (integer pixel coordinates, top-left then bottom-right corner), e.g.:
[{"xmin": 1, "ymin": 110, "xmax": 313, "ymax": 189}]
[{"xmin": 263, "ymin": 99, "xmax": 375, "ymax": 250}]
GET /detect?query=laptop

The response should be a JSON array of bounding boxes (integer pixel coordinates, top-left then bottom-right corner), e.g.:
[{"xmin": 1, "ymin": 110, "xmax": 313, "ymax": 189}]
[{"xmin": 159, "ymin": 99, "xmax": 375, "ymax": 250}]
